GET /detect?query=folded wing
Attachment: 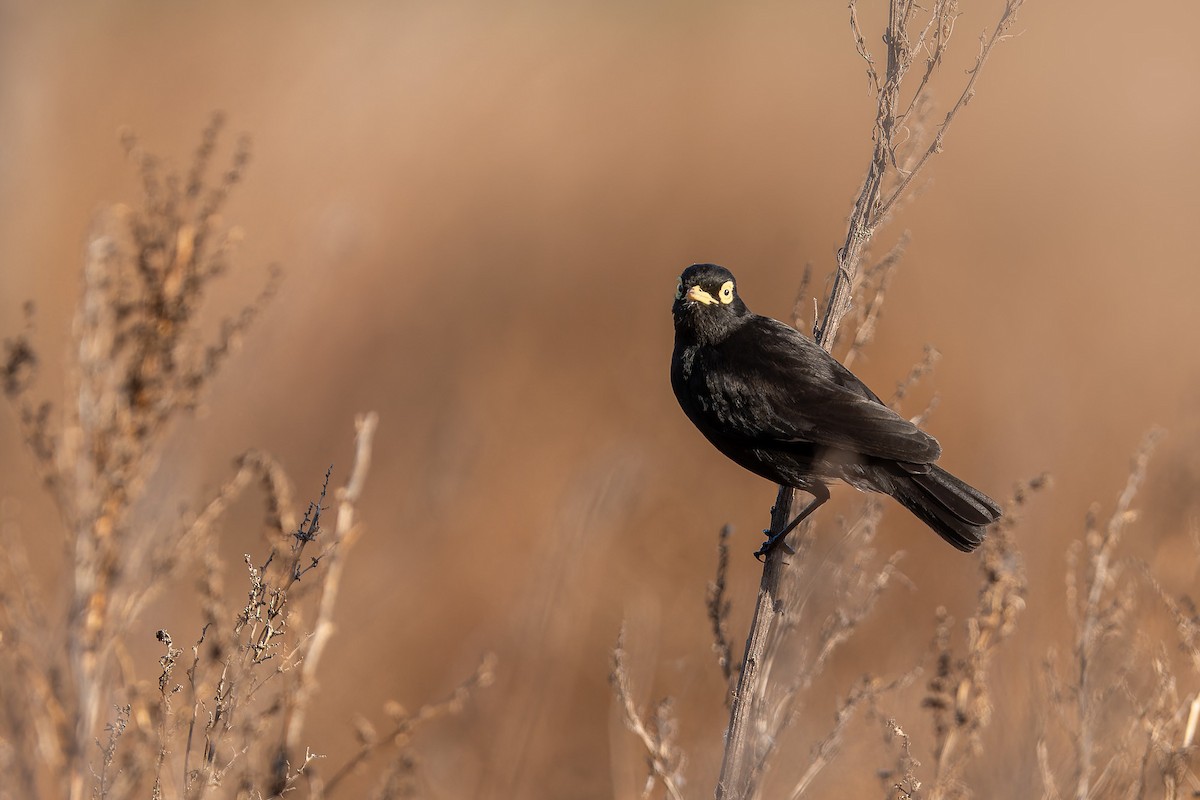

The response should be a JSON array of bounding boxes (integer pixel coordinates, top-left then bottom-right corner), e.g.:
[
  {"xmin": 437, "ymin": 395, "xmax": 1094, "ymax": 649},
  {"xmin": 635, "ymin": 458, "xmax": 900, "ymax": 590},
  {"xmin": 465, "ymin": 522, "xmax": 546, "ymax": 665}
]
[{"xmin": 699, "ymin": 317, "xmax": 942, "ymax": 464}]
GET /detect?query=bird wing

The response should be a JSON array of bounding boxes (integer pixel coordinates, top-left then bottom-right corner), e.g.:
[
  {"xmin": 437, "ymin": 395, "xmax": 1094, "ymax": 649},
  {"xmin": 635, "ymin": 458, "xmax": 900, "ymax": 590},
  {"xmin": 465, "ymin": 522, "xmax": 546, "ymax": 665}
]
[{"xmin": 699, "ymin": 317, "xmax": 942, "ymax": 464}]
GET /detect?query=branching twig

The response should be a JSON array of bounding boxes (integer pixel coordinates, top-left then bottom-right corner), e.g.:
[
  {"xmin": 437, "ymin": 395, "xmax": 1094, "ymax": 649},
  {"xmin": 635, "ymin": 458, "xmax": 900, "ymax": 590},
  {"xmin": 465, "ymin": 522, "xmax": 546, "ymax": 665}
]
[
  {"xmin": 922, "ymin": 474, "xmax": 1044, "ymax": 798},
  {"xmin": 718, "ymin": 3, "xmax": 1025, "ymax": 797},
  {"xmin": 789, "ymin": 670, "xmax": 919, "ymax": 800},
  {"xmin": 0, "ymin": 118, "xmax": 461, "ymax": 800},
  {"xmin": 610, "ymin": 626, "xmax": 686, "ymax": 800},
  {"xmin": 814, "ymin": 0, "xmax": 1025, "ymax": 349},
  {"xmin": 880, "ymin": 718, "xmax": 923, "ymax": 800},
  {"xmin": 844, "ymin": 233, "xmax": 910, "ymax": 370},
  {"xmin": 876, "ymin": 0, "xmax": 1027, "ymax": 224},
  {"xmin": 707, "ymin": 524, "xmax": 736, "ymax": 691},
  {"xmin": 1071, "ymin": 431, "xmax": 1162, "ymax": 800},
  {"xmin": 282, "ymin": 412, "xmax": 380, "ymax": 765},
  {"xmin": 321, "ymin": 652, "xmax": 497, "ymax": 794}
]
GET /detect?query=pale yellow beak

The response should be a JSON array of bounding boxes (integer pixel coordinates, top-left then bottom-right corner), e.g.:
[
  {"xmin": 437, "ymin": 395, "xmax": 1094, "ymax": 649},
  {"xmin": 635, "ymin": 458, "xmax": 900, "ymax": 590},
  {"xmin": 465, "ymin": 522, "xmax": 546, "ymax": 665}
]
[{"xmin": 686, "ymin": 285, "xmax": 718, "ymax": 305}]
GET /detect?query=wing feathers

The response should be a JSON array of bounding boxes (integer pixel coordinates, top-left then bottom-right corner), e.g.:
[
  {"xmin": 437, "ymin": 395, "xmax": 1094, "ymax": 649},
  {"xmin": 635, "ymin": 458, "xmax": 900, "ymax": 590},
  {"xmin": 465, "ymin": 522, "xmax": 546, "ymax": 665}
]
[{"xmin": 700, "ymin": 317, "xmax": 941, "ymax": 464}]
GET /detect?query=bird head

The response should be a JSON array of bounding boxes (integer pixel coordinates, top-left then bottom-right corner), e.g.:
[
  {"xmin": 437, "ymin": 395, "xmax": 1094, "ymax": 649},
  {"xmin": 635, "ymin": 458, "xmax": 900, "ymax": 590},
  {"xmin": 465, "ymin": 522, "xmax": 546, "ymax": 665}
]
[{"xmin": 672, "ymin": 264, "xmax": 750, "ymax": 340}]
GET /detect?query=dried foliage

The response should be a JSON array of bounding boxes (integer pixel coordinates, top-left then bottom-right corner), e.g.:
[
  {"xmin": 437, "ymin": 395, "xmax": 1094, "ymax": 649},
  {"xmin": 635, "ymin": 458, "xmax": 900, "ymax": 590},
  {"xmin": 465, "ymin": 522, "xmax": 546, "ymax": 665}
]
[
  {"xmin": 603, "ymin": 1, "xmax": 1059, "ymax": 798},
  {"xmin": 322, "ymin": 652, "xmax": 497, "ymax": 797},
  {"xmin": 0, "ymin": 119, "xmax": 490, "ymax": 800},
  {"xmin": 697, "ymin": 429, "xmax": 1195, "ymax": 800},
  {"xmin": 1039, "ymin": 430, "xmax": 1200, "ymax": 800},
  {"xmin": 706, "ymin": 524, "xmax": 736, "ymax": 693},
  {"xmin": 919, "ymin": 475, "xmax": 1045, "ymax": 799},
  {"xmin": 711, "ymin": 2, "xmax": 1028, "ymax": 798},
  {"xmin": 610, "ymin": 626, "xmax": 687, "ymax": 800},
  {"xmin": 602, "ymin": 1, "xmax": 1197, "ymax": 797},
  {"xmin": 1, "ymin": 114, "xmax": 279, "ymax": 799},
  {"xmin": 879, "ymin": 718, "xmax": 923, "ymax": 800},
  {"xmin": 816, "ymin": 0, "xmax": 1026, "ymax": 350},
  {"xmin": 7, "ymin": 14, "xmax": 1200, "ymax": 800}
]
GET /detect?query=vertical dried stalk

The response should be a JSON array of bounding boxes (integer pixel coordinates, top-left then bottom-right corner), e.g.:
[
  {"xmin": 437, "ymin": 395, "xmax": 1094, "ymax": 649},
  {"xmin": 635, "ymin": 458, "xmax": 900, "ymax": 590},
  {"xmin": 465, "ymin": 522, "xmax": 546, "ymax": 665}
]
[
  {"xmin": 282, "ymin": 412, "xmax": 379, "ymax": 761},
  {"xmin": 707, "ymin": 524, "xmax": 736, "ymax": 692},
  {"xmin": 3, "ymin": 119, "xmax": 483, "ymax": 799},
  {"xmin": 815, "ymin": 0, "xmax": 1025, "ymax": 349},
  {"xmin": 610, "ymin": 626, "xmax": 687, "ymax": 800},
  {"xmin": 716, "ymin": 2, "xmax": 1025, "ymax": 797},
  {"xmin": 922, "ymin": 475, "xmax": 1043, "ymax": 798},
  {"xmin": 55, "ymin": 119, "xmax": 268, "ymax": 800},
  {"xmin": 1072, "ymin": 431, "xmax": 1162, "ymax": 800},
  {"xmin": 716, "ymin": 486, "xmax": 797, "ymax": 799},
  {"xmin": 2, "ymin": 118, "xmax": 280, "ymax": 799}
]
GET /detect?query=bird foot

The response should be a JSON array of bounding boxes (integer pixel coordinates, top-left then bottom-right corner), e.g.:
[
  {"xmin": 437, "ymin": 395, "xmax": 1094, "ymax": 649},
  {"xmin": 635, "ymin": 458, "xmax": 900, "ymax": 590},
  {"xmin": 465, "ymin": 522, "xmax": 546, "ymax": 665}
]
[{"xmin": 753, "ymin": 535, "xmax": 796, "ymax": 562}]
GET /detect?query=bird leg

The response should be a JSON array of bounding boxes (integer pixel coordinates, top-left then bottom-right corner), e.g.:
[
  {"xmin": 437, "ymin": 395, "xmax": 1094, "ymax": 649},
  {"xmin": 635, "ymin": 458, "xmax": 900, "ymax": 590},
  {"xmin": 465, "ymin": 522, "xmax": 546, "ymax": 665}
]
[{"xmin": 754, "ymin": 484, "xmax": 831, "ymax": 561}]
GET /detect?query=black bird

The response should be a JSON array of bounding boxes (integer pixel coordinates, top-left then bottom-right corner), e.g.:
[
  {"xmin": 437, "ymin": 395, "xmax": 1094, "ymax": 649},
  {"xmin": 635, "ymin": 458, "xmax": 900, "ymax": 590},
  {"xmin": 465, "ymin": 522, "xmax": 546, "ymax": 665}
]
[{"xmin": 670, "ymin": 263, "xmax": 1001, "ymax": 557}]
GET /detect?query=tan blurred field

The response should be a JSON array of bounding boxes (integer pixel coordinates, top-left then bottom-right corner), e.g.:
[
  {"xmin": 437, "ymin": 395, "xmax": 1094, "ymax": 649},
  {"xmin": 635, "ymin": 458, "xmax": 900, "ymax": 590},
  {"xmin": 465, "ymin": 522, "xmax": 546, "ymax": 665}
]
[{"xmin": 3, "ymin": 1, "xmax": 1200, "ymax": 798}]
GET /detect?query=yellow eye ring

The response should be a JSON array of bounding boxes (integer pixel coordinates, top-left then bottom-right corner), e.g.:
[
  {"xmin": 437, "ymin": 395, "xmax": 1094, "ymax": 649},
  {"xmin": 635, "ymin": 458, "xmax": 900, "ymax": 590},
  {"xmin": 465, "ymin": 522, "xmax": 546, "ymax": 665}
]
[{"xmin": 718, "ymin": 280, "xmax": 734, "ymax": 304}]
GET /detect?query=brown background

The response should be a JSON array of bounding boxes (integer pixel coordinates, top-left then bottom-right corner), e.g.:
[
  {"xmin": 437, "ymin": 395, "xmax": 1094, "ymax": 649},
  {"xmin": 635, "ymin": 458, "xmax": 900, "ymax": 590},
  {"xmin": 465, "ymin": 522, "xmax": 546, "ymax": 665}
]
[{"xmin": 3, "ymin": 1, "xmax": 1199, "ymax": 797}]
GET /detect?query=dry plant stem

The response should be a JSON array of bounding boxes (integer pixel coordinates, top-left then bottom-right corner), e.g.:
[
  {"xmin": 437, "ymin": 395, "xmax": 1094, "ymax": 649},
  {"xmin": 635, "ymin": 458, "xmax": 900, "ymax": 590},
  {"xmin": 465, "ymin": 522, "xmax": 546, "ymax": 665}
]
[
  {"xmin": 153, "ymin": 631, "xmax": 183, "ymax": 798},
  {"xmin": 814, "ymin": 0, "xmax": 914, "ymax": 349},
  {"xmin": 2, "ymin": 123, "xmax": 461, "ymax": 799},
  {"xmin": 610, "ymin": 626, "xmax": 686, "ymax": 800},
  {"xmin": 883, "ymin": 720, "xmax": 922, "ymax": 800},
  {"xmin": 876, "ymin": 0, "xmax": 1027, "ymax": 224},
  {"xmin": 816, "ymin": 0, "xmax": 1025, "ymax": 349},
  {"xmin": 282, "ymin": 412, "xmax": 379, "ymax": 761},
  {"xmin": 321, "ymin": 652, "xmax": 497, "ymax": 795},
  {"xmin": 707, "ymin": 524, "xmax": 736, "ymax": 691},
  {"xmin": 56, "ymin": 119, "xmax": 267, "ymax": 800},
  {"xmin": 923, "ymin": 475, "xmax": 1041, "ymax": 799},
  {"xmin": 1073, "ymin": 431, "xmax": 1162, "ymax": 800},
  {"xmin": 718, "ymin": 3, "xmax": 1025, "ymax": 797},
  {"xmin": 788, "ymin": 671, "xmax": 918, "ymax": 800},
  {"xmin": 0, "ymin": 117, "xmax": 277, "ymax": 800},
  {"xmin": 716, "ymin": 485, "xmax": 796, "ymax": 799},
  {"xmin": 842, "ymin": 233, "xmax": 909, "ymax": 370}
]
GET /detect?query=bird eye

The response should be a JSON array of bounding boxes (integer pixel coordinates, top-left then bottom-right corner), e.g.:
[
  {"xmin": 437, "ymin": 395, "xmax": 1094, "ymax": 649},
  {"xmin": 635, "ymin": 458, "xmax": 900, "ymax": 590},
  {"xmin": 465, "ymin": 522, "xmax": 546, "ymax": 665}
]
[
  {"xmin": 675, "ymin": 280, "xmax": 683, "ymax": 300},
  {"xmin": 719, "ymin": 280, "xmax": 735, "ymax": 304}
]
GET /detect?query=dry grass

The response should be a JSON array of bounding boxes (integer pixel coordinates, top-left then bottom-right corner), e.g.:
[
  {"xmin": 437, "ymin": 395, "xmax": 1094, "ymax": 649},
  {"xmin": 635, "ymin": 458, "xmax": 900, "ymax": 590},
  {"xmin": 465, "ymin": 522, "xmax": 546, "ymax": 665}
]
[
  {"xmin": 613, "ymin": 399, "xmax": 1194, "ymax": 799},
  {"xmin": 615, "ymin": 1, "xmax": 1032, "ymax": 797},
  {"xmin": 1039, "ymin": 430, "xmax": 1200, "ymax": 800},
  {"xmin": 3, "ymin": 8, "xmax": 1199, "ymax": 800},
  {"xmin": 610, "ymin": 1, "xmax": 1197, "ymax": 798},
  {"xmin": 0, "ymin": 118, "xmax": 491, "ymax": 800}
]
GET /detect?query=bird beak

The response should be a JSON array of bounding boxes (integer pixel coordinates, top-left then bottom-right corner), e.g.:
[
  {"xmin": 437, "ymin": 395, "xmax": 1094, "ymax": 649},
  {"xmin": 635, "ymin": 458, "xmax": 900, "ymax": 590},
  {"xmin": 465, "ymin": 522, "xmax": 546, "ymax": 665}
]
[{"xmin": 686, "ymin": 285, "xmax": 718, "ymax": 305}]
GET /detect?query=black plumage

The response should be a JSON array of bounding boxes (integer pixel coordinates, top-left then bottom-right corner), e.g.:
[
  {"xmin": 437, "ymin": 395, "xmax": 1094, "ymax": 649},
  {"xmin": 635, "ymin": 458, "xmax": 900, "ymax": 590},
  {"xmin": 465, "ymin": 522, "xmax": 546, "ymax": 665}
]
[{"xmin": 670, "ymin": 263, "xmax": 1001, "ymax": 556}]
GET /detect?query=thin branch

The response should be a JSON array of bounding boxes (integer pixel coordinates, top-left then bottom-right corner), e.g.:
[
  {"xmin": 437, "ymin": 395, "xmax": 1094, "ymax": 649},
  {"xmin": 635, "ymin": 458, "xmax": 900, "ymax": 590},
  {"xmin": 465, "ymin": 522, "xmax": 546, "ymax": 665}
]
[
  {"xmin": 610, "ymin": 626, "xmax": 686, "ymax": 800},
  {"xmin": 322, "ymin": 652, "xmax": 496, "ymax": 794},
  {"xmin": 844, "ymin": 233, "xmax": 910, "ymax": 369},
  {"xmin": 896, "ymin": 0, "xmax": 959, "ymax": 132},
  {"xmin": 888, "ymin": 344, "xmax": 941, "ymax": 412},
  {"xmin": 716, "ymin": 484, "xmax": 796, "ymax": 800},
  {"xmin": 1073, "ymin": 430, "xmax": 1162, "ymax": 800},
  {"xmin": 707, "ymin": 524, "xmax": 736, "ymax": 691},
  {"xmin": 282, "ymin": 412, "xmax": 379, "ymax": 761},
  {"xmin": 718, "ymin": 2, "xmax": 1025, "ymax": 797},
  {"xmin": 815, "ymin": 0, "xmax": 1025, "ymax": 348},
  {"xmin": 789, "ymin": 670, "xmax": 919, "ymax": 800},
  {"xmin": 877, "ymin": 0, "xmax": 1026, "ymax": 222},
  {"xmin": 848, "ymin": 0, "xmax": 881, "ymax": 93}
]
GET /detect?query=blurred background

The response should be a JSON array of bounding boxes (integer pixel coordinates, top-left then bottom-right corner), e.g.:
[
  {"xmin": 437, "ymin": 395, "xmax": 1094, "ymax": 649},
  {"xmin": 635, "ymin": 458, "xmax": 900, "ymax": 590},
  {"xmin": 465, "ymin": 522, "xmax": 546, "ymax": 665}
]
[{"xmin": 2, "ymin": 1, "xmax": 1199, "ymax": 797}]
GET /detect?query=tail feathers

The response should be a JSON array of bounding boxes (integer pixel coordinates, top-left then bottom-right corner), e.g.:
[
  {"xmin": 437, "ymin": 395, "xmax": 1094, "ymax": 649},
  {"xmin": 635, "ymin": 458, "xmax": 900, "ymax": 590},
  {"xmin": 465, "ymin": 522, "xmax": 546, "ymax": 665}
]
[{"xmin": 890, "ymin": 465, "xmax": 1002, "ymax": 553}]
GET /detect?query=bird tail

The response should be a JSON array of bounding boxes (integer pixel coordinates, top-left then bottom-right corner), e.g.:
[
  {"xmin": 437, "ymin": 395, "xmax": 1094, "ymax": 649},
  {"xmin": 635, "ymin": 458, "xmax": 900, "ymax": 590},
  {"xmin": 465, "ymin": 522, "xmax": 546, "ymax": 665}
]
[{"xmin": 888, "ymin": 464, "xmax": 1002, "ymax": 553}]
